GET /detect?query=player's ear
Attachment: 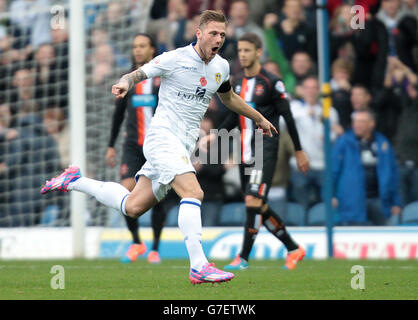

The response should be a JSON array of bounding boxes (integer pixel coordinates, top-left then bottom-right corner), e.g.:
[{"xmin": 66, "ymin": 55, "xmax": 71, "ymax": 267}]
[
  {"xmin": 196, "ymin": 27, "xmax": 202, "ymax": 40},
  {"xmin": 257, "ymin": 48, "xmax": 263, "ymax": 59}
]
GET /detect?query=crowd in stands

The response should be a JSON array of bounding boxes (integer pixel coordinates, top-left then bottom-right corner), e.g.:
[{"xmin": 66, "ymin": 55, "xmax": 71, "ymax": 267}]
[{"xmin": 0, "ymin": 0, "xmax": 417, "ymax": 227}]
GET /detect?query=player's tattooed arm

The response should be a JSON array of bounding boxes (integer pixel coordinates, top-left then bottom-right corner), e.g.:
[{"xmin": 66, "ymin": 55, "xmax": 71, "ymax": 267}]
[
  {"xmin": 113, "ymin": 68, "xmax": 148, "ymax": 98},
  {"xmin": 120, "ymin": 68, "xmax": 147, "ymax": 91},
  {"xmin": 132, "ymin": 68, "xmax": 147, "ymax": 85}
]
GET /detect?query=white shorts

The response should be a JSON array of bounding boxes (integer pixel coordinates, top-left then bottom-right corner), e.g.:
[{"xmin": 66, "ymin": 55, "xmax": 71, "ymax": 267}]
[{"xmin": 135, "ymin": 127, "xmax": 196, "ymax": 201}]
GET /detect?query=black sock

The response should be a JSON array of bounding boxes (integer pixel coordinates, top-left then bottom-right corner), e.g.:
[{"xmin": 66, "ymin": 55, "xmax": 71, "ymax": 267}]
[
  {"xmin": 262, "ymin": 206, "xmax": 298, "ymax": 252},
  {"xmin": 240, "ymin": 207, "xmax": 262, "ymax": 262},
  {"xmin": 151, "ymin": 201, "xmax": 166, "ymax": 251},
  {"xmin": 124, "ymin": 215, "xmax": 140, "ymax": 244}
]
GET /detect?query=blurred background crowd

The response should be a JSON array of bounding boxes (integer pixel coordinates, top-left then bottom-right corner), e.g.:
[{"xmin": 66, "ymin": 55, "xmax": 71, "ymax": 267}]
[{"xmin": 0, "ymin": 0, "xmax": 417, "ymax": 227}]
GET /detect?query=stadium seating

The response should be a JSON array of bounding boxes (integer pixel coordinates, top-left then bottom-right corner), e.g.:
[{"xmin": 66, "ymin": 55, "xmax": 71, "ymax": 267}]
[
  {"xmin": 267, "ymin": 198, "xmax": 287, "ymax": 217},
  {"xmin": 307, "ymin": 202, "xmax": 326, "ymax": 226},
  {"xmin": 387, "ymin": 214, "xmax": 401, "ymax": 226},
  {"xmin": 306, "ymin": 202, "xmax": 346, "ymax": 226},
  {"xmin": 400, "ymin": 201, "xmax": 418, "ymax": 225},
  {"xmin": 284, "ymin": 202, "xmax": 306, "ymax": 226},
  {"xmin": 40, "ymin": 205, "xmax": 60, "ymax": 226},
  {"xmin": 106, "ymin": 208, "xmax": 125, "ymax": 228},
  {"xmin": 160, "ymin": 202, "xmax": 224, "ymax": 227},
  {"xmin": 218, "ymin": 202, "xmax": 246, "ymax": 226},
  {"xmin": 106, "ymin": 208, "xmax": 153, "ymax": 228},
  {"xmin": 200, "ymin": 201, "xmax": 223, "ymax": 226},
  {"xmin": 165, "ymin": 205, "xmax": 180, "ymax": 227},
  {"xmin": 139, "ymin": 209, "xmax": 152, "ymax": 227}
]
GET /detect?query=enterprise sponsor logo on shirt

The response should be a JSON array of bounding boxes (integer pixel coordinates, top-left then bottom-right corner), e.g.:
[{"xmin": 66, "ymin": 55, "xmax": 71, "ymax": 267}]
[{"xmin": 176, "ymin": 87, "xmax": 210, "ymax": 103}]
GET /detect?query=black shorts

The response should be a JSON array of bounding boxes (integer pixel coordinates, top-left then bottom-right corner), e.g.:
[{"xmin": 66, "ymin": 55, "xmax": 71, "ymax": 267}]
[
  {"xmin": 120, "ymin": 142, "xmax": 146, "ymax": 180},
  {"xmin": 239, "ymin": 147, "xmax": 277, "ymax": 202}
]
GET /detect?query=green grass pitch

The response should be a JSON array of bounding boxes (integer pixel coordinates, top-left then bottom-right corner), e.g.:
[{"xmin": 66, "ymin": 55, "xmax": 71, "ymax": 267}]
[{"xmin": 0, "ymin": 259, "xmax": 417, "ymax": 300}]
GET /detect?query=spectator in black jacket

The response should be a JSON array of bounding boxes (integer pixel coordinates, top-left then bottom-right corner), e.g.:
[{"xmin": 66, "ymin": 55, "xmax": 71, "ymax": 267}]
[
  {"xmin": 373, "ymin": 56, "xmax": 417, "ymax": 142},
  {"xmin": 270, "ymin": 0, "xmax": 317, "ymax": 61},
  {"xmin": 377, "ymin": 0, "xmax": 418, "ymax": 71},
  {"xmin": 352, "ymin": 9, "xmax": 389, "ymax": 92},
  {"xmin": 331, "ymin": 58, "xmax": 354, "ymax": 130},
  {"xmin": 394, "ymin": 81, "xmax": 418, "ymax": 206},
  {"xmin": 329, "ymin": 4, "xmax": 356, "ymax": 62}
]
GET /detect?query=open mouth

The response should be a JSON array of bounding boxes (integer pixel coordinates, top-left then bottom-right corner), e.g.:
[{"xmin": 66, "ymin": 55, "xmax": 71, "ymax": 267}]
[{"xmin": 211, "ymin": 47, "xmax": 219, "ymax": 54}]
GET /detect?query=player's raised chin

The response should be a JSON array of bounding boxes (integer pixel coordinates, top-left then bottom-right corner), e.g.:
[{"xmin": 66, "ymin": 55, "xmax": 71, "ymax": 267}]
[{"xmin": 195, "ymin": 21, "xmax": 226, "ymax": 61}]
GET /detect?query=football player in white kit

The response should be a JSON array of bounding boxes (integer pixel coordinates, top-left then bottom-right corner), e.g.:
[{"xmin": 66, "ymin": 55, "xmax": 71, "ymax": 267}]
[{"xmin": 41, "ymin": 10, "xmax": 277, "ymax": 284}]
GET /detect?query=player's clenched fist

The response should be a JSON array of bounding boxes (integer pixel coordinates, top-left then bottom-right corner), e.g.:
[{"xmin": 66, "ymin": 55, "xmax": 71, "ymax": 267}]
[{"xmin": 112, "ymin": 81, "xmax": 129, "ymax": 99}]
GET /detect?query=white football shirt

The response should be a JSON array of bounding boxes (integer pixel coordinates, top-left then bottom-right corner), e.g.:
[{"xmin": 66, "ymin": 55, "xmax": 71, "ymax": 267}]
[{"xmin": 141, "ymin": 43, "xmax": 230, "ymax": 149}]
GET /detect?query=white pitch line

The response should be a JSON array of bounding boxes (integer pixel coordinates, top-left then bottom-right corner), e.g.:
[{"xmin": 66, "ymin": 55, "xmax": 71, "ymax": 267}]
[
  {"xmin": 363, "ymin": 266, "xmax": 418, "ymax": 270},
  {"xmin": 1, "ymin": 265, "xmax": 418, "ymax": 270}
]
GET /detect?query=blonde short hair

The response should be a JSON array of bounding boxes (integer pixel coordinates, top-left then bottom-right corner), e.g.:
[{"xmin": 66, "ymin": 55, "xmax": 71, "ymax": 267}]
[{"xmin": 199, "ymin": 10, "xmax": 228, "ymax": 29}]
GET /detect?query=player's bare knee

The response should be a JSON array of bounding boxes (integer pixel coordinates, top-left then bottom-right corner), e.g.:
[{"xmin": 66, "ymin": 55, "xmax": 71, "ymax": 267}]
[
  {"xmin": 245, "ymin": 195, "xmax": 262, "ymax": 207},
  {"xmin": 125, "ymin": 206, "xmax": 140, "ymax": 219},
  {"xmin": 199, "ymin": 188, "xmax": 204, "ymax": 201},
  {"xmin": 183, "ymin": 188, "xmax": 204, "ymax": 201},
  {"xmin": 125, "ymin": 201, "xmax": 145, "ymax": 219},
  {"xmin": 193, "ymin": 188, "xmax": 204, "ymax": 201}
]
